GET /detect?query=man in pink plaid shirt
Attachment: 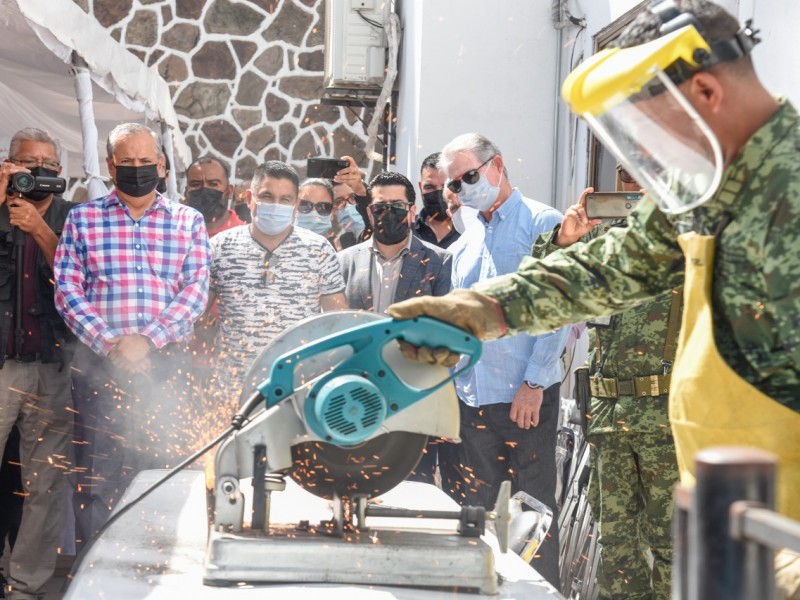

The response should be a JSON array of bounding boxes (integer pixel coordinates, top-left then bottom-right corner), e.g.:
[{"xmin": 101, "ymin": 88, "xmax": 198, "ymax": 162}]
[{"xmin": 54, "ymin": 123, "xmax": 211, "ymax": 549}]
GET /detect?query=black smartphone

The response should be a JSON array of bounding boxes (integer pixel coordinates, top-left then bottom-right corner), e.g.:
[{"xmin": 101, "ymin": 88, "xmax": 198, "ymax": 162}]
[
  {"xmin": 307, "ymin": 158, "xmax": 349, "ymax": 179},
  {"xmin": 585, "ymin": 192, "xmax": 643, "ymax": 219}
]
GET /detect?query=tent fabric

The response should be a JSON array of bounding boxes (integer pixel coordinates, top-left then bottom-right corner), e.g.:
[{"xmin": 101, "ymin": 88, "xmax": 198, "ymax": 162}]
[{"xmin": 0, "ymin": 0, "xmax": 190, "ymax": 181}]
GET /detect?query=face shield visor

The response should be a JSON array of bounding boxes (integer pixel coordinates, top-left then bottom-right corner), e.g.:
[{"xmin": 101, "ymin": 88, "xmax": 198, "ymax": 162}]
[{"xmin": 562, "ymin": 25, "xmax": 723, "ymax": 214}]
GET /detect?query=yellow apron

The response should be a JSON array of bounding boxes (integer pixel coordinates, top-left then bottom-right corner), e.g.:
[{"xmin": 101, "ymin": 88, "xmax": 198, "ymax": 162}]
[{"xmin": 670, "ymin": 233, "xmax": 800, "ymax": 520}]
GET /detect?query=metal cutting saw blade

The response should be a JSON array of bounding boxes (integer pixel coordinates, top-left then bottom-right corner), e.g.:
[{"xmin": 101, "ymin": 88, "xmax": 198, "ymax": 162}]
[{"xmin": 237, "ymin": 311, "xmax": 440, "ymax": 500}]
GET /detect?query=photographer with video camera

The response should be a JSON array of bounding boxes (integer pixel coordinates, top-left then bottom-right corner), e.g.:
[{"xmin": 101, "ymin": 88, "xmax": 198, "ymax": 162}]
[{"xmin": 0, "ymin": 128, "xmax": 75, "ymax": 600}]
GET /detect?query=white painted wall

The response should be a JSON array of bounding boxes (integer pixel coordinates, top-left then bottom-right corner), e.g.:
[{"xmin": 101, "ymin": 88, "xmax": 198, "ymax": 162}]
[
  {"xmin": 395, "ymin": 0, "xmax": 558, "ymax": 203},
  {"xmin": 395, "ymin": 0, "xmax": 799, "ymax": 210}
]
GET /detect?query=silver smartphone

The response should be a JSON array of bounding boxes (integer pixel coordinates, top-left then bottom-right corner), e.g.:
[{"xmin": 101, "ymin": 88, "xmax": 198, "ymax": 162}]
[{"xmin": 585, "ymin": 192, "xmax": 643, "ymax": 219}]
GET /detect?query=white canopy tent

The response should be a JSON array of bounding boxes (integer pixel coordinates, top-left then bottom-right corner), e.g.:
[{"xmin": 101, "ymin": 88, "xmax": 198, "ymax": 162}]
[{"xmin": 0, "ymin": 0, "xmax": 190, "ymax": 199}]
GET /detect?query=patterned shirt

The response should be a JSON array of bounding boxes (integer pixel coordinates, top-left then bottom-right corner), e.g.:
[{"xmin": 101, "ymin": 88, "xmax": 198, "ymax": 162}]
[
  {"xmin": 450, "ymin": 189, "xmax": 570, "ymax": 406},
  {"xmin": 210, "ymin": 225, "xmax": 345, "ymax": 384},
  {"xmin": 482, "ymin": 99, "xmax": 800, "ymax": 413},
  {"xmin": 54, "ymin": 191, "xmax": 211, "ymax": 356}
]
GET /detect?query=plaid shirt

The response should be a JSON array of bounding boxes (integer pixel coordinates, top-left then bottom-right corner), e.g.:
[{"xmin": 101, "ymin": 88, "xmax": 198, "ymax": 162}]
[{"xmin": 54, "ymin": 191, "xmax": 211, "ymax": 356}]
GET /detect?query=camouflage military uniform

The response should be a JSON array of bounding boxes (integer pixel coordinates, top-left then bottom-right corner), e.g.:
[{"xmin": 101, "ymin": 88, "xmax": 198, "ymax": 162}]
[
  {"xmin": 478, "ymin": 99, "xmax": 800, "ymax": 415},
  {"xmin": 535, "ymin": 223, "xmax": 680, "ymax": 599}
]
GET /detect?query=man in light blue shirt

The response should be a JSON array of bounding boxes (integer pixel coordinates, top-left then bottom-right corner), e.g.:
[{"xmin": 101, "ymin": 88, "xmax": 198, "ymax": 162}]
[{"xmin": 439, "ymin": 133, "xmax": 569, "ymax": 588}]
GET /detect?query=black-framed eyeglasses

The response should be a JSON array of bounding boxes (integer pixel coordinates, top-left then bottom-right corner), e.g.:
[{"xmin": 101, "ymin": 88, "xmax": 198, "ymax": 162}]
[
  {"xmin": 11, "ymin": 157, "xmax": 60, "ymax": 170},
  {"xmin": 617, "ymin": 166, "xmax": 635, "ymax": 185},
  {"xmin": 368, "ymin": 201, "xmax": 411, "ymax": 217},
  {"xmin": 262, "ymin": 252, "xmax": 279, "ymax": 286},
  {"xmin": 333, "ymin": 194, "xmax": 357, "ymax": 210},
  {"xmin": 446, "ymin": 156, "xmax": 495, "ymax": 194},
  {"xmin": 297, "ymin": 199, "xmax": 333, "ymax": 216}
]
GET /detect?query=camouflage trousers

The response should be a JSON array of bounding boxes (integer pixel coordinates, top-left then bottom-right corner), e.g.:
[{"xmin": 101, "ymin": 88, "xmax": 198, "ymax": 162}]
[{"xmin": 587, "ymin": 427, "xmax": 679, "ymax": 600}]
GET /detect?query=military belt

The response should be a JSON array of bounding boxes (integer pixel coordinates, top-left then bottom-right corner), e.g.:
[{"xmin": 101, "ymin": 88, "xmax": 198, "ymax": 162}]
[{"xmin": 590, "ymin": 373, "xmax": 671, "ymax": 399}]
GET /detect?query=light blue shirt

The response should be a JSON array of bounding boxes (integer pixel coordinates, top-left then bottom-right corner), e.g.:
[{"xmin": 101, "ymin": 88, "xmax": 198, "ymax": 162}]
[{"xmin": 450, "ymin": 188, "xmax": 570, "ymax": 406}]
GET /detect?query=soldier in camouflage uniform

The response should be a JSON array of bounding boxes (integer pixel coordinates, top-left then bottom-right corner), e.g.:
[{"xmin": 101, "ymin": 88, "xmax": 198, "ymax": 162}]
[
  {"xmin": 389, "ymin": 2, "xmax": 800, "ymax": 595},
  {"xmin": 534, "ymin": 179, "xmax": 680, "ymax": 599}
]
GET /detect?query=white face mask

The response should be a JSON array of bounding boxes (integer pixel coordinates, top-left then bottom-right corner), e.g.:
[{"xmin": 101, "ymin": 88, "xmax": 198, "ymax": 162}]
[
  {"xmin": 254, "ymin": 202, "xmax": 295, "ymax": 235},
  {"xmin": 458, "ymin": 167, "xmax": 501, "ymax": 212},
  {"xmin": 450, "ymin": 205, "xmax": 478, "ymax": 234}
]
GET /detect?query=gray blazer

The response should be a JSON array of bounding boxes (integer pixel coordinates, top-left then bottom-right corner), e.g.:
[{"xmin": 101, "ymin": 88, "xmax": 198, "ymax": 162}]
[{"xmin": 337, "ymin": 235, "xmax": 452, "ymax": 310}]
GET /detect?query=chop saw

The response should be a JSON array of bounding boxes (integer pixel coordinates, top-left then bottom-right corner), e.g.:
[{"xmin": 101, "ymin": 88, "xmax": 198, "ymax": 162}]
[{"xmin": 204, "ymin": 311, "xmax": 549, "ymax": 594}]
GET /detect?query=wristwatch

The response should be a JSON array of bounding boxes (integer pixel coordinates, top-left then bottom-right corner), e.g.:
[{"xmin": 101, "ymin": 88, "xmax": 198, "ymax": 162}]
[{"xmin": 525, "ymin": 381, "xmax": 544, "ymax": 390}]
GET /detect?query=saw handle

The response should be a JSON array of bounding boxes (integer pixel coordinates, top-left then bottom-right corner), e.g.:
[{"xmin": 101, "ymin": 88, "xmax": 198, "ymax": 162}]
[{"xmin": 259, "ymin": 316, "xmax": 481, "ymax": 407}]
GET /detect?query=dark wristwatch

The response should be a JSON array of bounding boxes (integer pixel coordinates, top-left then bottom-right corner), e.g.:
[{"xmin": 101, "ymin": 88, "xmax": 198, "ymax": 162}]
[{"xmin": 525, "ymin": 381, "xmax": 544, "ymax": 390}]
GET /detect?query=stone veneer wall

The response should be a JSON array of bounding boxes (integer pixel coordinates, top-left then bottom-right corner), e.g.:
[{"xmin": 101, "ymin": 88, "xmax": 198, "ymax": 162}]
[{"xmin": 70, "ymin": 0, "xmax": 377, "ymax": 188}]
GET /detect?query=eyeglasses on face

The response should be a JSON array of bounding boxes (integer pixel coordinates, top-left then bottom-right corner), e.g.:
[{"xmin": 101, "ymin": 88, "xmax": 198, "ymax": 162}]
[
  {"xmin": 617, "ymin": 166, "xmax": 635, "ymax": 185},
  {"xmin": 368, "ymin": 201, "xmax": 411, "ymax": 217},
  {"xmin": 446, "ymin": 156, "xmax": 495, "ymax": 194},
  {"xmin": 298, "ymin": 199, "xmax": 333, "ymax": 216},
  {"xmin": 333, "ymin": 194, "xmax": 357, "ymax": 210},
  {"xmin": 11, "ymin": 158, "xmax": 60, "ymax": 170}
]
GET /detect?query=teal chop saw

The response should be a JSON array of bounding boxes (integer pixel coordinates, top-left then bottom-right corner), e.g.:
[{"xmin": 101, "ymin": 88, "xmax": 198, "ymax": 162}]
[{"xmin": 204, "ymin": 311, "xmax": 536, "ymax": 593}]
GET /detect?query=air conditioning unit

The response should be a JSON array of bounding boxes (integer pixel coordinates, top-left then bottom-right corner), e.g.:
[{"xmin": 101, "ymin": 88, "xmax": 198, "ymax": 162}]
[{"xmin": 323, "ymin": 0, "xmax": 392, "ymax": 106}]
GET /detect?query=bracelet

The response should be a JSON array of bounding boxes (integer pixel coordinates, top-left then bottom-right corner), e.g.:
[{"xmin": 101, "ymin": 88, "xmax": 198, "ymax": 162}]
[{"xmin": 525, "ymin": 381, "xmax": 544, "ymax": 390}]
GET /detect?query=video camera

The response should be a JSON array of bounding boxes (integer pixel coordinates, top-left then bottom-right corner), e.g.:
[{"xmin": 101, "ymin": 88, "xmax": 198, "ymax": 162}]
[{"xmin": 8, "ymin": 171, "xmax": 66, "ymax": 197}]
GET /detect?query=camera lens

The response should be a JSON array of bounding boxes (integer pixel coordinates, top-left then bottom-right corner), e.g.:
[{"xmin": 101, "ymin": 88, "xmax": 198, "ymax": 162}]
[{"xmin": 10, "ymin": 172, "xmax": 35, "ymax": 193}]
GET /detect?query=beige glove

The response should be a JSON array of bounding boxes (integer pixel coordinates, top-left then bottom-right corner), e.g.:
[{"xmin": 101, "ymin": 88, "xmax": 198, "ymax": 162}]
[{"xmin": 388, "ymin": 289, "xmax": 508, "ymax": 365}]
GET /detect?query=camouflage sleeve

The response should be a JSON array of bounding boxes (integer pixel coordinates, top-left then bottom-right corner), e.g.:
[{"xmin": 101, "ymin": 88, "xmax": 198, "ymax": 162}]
[{"xmin": 476, "ymin": 197, "xmax": 685, "ymax": 335}]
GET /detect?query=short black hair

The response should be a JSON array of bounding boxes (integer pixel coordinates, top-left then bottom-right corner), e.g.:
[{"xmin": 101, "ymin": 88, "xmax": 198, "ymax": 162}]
[
  {"xmin": 367, "ymin": 171, "xmax": 416, "ymax": 205},
  {"xmin": 188, "ymin": 155, "xmax": 230, "ymax": 183},
  {"xmin": 420, "ymin": 152, "xmax": 441, "ymax": 176},
  {"xmin": 251, "ymin": 160, "xmax": 299, "ymax": 194},
  {"xmin": 617, "ymin": 0, "xmax": 753, "ymax": 74}
]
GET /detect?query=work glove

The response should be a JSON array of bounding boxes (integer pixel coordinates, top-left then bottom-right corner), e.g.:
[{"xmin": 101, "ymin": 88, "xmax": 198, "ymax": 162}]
[{"xmin": 388, "ymin": 289, "xmax": 508, "ymax": 367}]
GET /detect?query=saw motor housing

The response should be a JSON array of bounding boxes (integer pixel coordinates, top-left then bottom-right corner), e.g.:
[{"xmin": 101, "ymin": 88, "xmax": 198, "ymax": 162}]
[{"xmin": 211, "ymin": 313, "xmax": 481, "ymax": 532}]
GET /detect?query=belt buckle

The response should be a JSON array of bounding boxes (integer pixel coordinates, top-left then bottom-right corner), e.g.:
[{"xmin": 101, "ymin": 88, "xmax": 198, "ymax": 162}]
[{"xmin": 649, "ymin": 375, "xmax": 660, "ymax": 397}]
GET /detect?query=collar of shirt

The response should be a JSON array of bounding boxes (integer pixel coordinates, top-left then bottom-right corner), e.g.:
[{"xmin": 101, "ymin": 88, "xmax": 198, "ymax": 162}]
[
  {"xmin": 477, "ymin": 187, "xmax": 523, "ymax": 226},
  {"xmin": 368, "ymin": 233, "xmax": 413, "ymax": 262},
  {"xmin": 102, "ymin": 189, "xmax": 172, "ymax": 217}
]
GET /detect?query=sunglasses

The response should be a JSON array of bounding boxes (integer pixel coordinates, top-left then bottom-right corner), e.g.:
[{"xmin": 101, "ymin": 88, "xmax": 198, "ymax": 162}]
[
  {"xmin": 446, "ymin": 156, "xmax": 495, "ymax": 194},
  {"xmin": 262, "ymin": 252, "xmax": 279, "ymax": 286},
  {"xmin": 333, "ymin": 194, "xmax": 357, "ymax": 210},
  {"xmin": 617, "ymin": 167, "xmax": 635, "ymax": 185},
  {"xmin": 368, "ymin": 201, "xmax": 411, "ymax": 217},
  {"xmin": 297, "ymin": 199, "xmax": 333, "ymax": 216}
]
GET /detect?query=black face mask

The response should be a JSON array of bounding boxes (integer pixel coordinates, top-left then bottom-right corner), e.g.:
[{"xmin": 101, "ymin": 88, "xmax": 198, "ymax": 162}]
[
  {"xmin": 234, "ymin": 202, "xmax": 252, "ymax": 223},
  {"xmin": 422, "ymin": 189, "xmax": 449, "ymax": 222},
  {"xmin": 156, "ymin": 178, "xmax": 167, "ymax": 194},
  {"xmin": 21, "ymin": 166, "xmax": 59, "ymax": 201},
  {"xmin": 373, "ymin": 211, "xmax": 409, "ymax": 245},
  {"xmin": 114, "ymin": 164, "xmax": 159, "ymax": 198},
  {"xmin": 185, "ymin": 187, "xmax": 227, "ymax": 223}
]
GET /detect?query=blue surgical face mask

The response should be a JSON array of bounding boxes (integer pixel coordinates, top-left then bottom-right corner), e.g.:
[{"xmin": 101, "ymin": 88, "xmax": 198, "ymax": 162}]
[
  {"xmin": 458, "ymin": 168, "xmax": 501, "ymax": 212},
  {"xmin": 296, "ymin": 212, "xmax": 332, "ymax": 236},
  {"xmin": 335, "ymin": 204, "xmax": 365, "ymax": 235},
  {"xmin": 254, "ymin": 202, "xmax": 295, "ymax": 235}
]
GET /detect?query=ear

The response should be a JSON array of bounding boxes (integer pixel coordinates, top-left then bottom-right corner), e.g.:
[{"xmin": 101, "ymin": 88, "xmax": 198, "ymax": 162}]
[
  {"xmin": 687, "ymin": 71, "xmax": 724, "ymax": 115},
  {"xmin": 490, "ymin": 155, "xmax": 505, "ymax": 185},
  {"xmin": 106, "ymin": 157, "xmax": 116, "ymax": 178},
  {"xmin": 246, "ymin": 188, "xmax": 255, "ymax": 210}
]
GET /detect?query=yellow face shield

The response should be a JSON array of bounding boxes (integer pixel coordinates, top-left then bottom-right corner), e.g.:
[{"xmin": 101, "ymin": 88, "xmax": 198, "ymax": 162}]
[{"xmin": 562, "ymin": 25, "xmax": 723, "ymax": 214}]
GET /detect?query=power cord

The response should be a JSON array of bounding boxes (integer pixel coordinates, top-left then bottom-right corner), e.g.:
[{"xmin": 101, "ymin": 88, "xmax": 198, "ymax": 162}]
[{"xmin": 66, "ymin": 389, "xmax": 265, "ymax": 583}]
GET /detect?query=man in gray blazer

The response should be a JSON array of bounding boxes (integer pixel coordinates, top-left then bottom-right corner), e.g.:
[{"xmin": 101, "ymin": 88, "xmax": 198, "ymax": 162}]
[
  {"xmin": 337, "ymin": 171, "xmax": 453, "ymax": 488},
  {"xmin": 337, "ymin": 171, "xmax": 451, "ymax": 312}
]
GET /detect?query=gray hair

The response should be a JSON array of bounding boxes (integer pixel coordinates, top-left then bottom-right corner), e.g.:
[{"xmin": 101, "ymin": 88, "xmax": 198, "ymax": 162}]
[
  {"xmin": 438, "ymin": 133, "xmax": 502, "ymax": 174},
  {"xmin": 299, "ymin": 178, "xmax": 335, "ymax": 201},
  {"xmin": 106, "ymin": 123, "xmax": 159, "ymax": 159},
  {"xmin": 9, "ymin": 128, "xmax": 61, "ymax": 161}
]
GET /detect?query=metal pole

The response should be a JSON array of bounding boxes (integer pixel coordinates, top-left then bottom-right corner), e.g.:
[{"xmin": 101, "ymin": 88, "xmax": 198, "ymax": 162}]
[
  {"xmin": 672, "ymin": 484, "xmax": 691, "ymax": 600},
  {"xmin": 690, "ymin": 446, "xmax": 776, "ymax": 600}
]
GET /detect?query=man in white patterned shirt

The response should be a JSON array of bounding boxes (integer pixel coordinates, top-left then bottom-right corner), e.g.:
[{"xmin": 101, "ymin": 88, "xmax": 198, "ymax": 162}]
[{"xmin": 208, "ymin": 161, "xmax": 347, "ymax": 407}]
